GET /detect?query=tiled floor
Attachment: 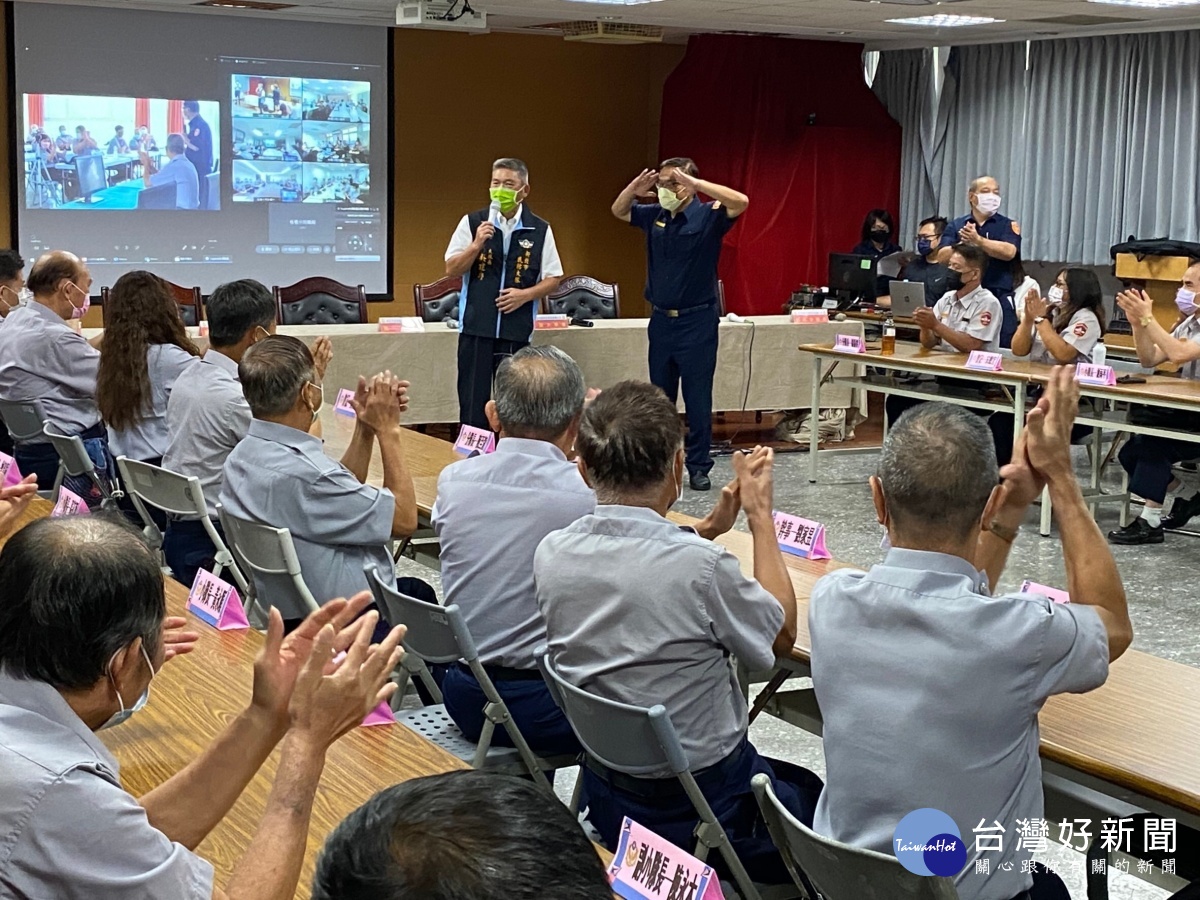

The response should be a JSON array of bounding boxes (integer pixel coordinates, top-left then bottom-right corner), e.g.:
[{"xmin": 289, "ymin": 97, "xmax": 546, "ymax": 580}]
[{"xmin": 395, "ymin": 439, "xmax": 1194, "ymax": 900}]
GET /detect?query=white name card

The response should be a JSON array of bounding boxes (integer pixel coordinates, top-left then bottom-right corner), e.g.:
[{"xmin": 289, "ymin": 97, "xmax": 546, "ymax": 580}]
[
  {"xmin": 833, "ymin": 333, "xmax": 865, "ymax": 353},
  {"xmin": 965, "ymin": 351, "xmax": 1004, "ymax": 372},
  {"xmin": 1074, "ymin": 363, "xmax": 1116, "ymax": 386}
]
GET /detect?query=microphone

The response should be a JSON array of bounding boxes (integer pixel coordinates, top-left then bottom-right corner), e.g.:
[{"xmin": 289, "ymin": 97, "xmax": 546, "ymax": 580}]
[
  {"xmin": 725, "ymin": 312, "xmax": 746, "ymax": 323},
  {"xmin": 488, "ymin": 200, "xmax": 502, "ymax": 224}
]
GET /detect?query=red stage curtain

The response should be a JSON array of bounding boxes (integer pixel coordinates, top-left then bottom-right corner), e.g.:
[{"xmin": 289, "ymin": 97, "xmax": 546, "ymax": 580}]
[
  {"xmin": 135, "ymin": 98, "xmax": 151, "ymax": 130},
  {"xmin": 168, "ymin": 100, "xmax": 184, "ymax": 137},
  {"xmin": 658, "ymin": 35, "xmax": 902, "ymax": 315},
  {"xmin": 26, "ymin": 94, "xmax": 45, "ymax": 132}
]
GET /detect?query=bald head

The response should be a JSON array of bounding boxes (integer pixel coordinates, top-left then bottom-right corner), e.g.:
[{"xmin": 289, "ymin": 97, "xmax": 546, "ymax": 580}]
[
  {"xmin": 0, "ymin": 515, "xmax": 164, "ymax": 690},
  {"xmin": 490, "ymin": 346, "xmax": 585, "ymax": 441},
  {"xmin": 27, "ymin": 251, "xmax": 87, "ymax": 299}
]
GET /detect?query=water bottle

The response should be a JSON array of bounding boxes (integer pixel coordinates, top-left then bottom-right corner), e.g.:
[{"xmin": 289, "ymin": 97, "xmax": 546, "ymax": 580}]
[{"xmin": 1092, "ymin": 343, "xmax": 1107, "ymax": 367}]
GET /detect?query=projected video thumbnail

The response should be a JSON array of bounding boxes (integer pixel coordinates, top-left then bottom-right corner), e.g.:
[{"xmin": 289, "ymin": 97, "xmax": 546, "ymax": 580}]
[
  {"xmin": 231, "ymin": 75, "xmax": 369, "ymax": 205},
  {"xmin": 22, "ymin": 94, "xmax": 220, "ymax": 210}
]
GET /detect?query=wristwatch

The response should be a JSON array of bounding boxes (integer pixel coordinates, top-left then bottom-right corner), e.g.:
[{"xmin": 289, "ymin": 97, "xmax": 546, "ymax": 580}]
[{"xmin": 1033, "ymin": 316, "xmax": 1046, "ymax": 325}]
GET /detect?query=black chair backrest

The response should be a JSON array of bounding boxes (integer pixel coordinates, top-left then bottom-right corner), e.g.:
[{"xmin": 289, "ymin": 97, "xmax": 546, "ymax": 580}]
[
  {"xmin": 99, "ymin": 281, "xmax": 202, "ymax": 327},
  {"xmin": 136, "ymin": 182, "xmax": 176, "ymax": 209},
  {"xmin": 274, "ymin": 277, "xmax": 367, "ymax": 325},
  {"xmin": 546, "ymin": 275, "xmax": 619, "ymax": 320},
  {"xmin": 413, "ymin": 276, "xmax": 462, "ymax": 323}
]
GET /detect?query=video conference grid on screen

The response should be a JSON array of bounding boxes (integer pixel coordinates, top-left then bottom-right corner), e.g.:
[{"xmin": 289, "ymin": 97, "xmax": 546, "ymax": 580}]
[{"xmin": 12, "ymin": 3, "xmax": 389, "ymax": 293}]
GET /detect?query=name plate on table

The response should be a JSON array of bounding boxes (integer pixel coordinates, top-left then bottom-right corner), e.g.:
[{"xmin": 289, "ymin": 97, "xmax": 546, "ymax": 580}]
[
  {"xmin": 51, "ymin": 487, "xmax": 90, "ymax": 517},
  {"xmin": 1075, "ymin": 362, "xmax": 1116, "ymax": 386},
  {"xmin": 378, "ymin": 316, "xmax": 425, "ymax": 333},
  {"xmin": 334, "ymin": 388, "xmax": 357, "ymax": 416},
  {"xmin": 965, "ymin": 351, "xmax": 1004, "ymax": 372},
  {"xmin": 822, "ymin": 297, "xmax": 839, "ymax": 310},
  {"xmin": 0, "ymin": 452, "xmax": 21, "ymax": 487},
  {"xmin": 534, "ymin": 313, "xmax": 570, "ymax": 330},
  {"xmin": 790, "ymin": 309, "xmax": 828, "ymax": 324},
  {"xmin": 1020, "ymin": 580, "xmax": 1071, "ymax": 604},
  {"xmin": 772, "ymin": 511, "xmax": 831, "ymax": 560},
  {"xmin": 454, "ymin": 424, "xmax": 496, "ymax": 456},
  {"xmin": 608, "ymin": 817, "xmax": 725, "ymax": 900},
  {"xmin": 187, "ymin": 568, "xmax": 250, "ymax": 630},
  {"xmin": 833, "ymin": 333, "xmax": 865, "ymax": 353},
  {"xmin": 198, "ymin": 320, "xmax": 209, "ymax": 337}
]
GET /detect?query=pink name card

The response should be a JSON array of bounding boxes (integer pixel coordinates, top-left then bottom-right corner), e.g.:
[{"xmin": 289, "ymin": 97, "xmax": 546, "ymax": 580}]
[
  {"xmin": 334, "ymin": 388, "xmax": 357, "ymax": 416},
  {"xmin": 1020, "ymin": 580, "xmax": 1070, "ymax": 604},
  {"xmin": 198, "ymin": 320, "xmax": 209, "ymax": 337},
  {"xmin": 1074, "ymin": 362, "xmax": 1116, "ymax": 386},
  {"xmin": 834, "ymin": 333, "xmax": 865, "ymax": 353},
  {"xmin": 790, "ymin": 309, "xmax": 828, "ymax": 324},
  {"xmin": 772, "ymin": 511, "xmax": 831, "ymax": 560},
  {"xmin": 607, "ymin": 817, "xmax": 725, "ymax": 900},
  {"xmin": 534, "ymin": 314, "xmax": 570, "ymax": 330},
  {"xmin": 186, "ymin": 568, "xmax": 250, "ymax": 630},
  {"xmin": 965, "ymin": 351, "xmax": 1004, "ymax": 371},
  {"xmin": 0, "ymin": 452, "xmax": 21, "ymax": 487},
  {"xmin": 454, "ymin": 424, "xmax": 496, "ymax": 456},
  {"xmin": 378, "ymin": 316, "xmax": 425, "ymax": 333},
  {"xmin": 51, "ymin": 487, "xmax": 90, "ymax": 517}
]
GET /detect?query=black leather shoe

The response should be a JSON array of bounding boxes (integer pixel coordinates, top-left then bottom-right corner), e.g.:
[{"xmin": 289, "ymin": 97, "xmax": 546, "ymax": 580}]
[
  {"xmin": 689, "ymin": 473, "xmax": 712, "ymax": 491},
  {"xmin": 1162, "ymin": 492, "xmax": 1200, "ymax": 530},
  {"xmin": 1107, "ymin": 518, "xmax": 1165, "ymax": 545}
]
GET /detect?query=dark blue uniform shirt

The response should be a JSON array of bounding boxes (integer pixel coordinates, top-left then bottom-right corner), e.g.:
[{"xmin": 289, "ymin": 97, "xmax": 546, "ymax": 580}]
[
  {"xmin": 185, "ymin": 115, "xmax": 213, "ymax": 176},
  {"xmin": 902, "ymin": 256, "xmax": 953, "ymax": 306},
  {"xmin": 942, "ymin": 213, "xmax": 1021, "ymax": 297},
  {"xmin": 849, "ymin": 240, "xmax": 902, "ymax": 263},
  {"xmin": 631, "ymin": 199, "xmax": 738, "ymax": 309}
]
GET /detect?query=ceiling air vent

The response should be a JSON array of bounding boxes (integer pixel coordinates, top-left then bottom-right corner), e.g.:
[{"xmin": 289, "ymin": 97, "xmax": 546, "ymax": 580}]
[
  {"xmin": 195, "ymin": 1, "xmax": 296, "ymax": 9},
  {"xmin": 1028, "ymin": 13, "xmax": 1144, "ymax": 23},
  {"xmin": 560, "ymin": 21, "xmax": 664, "ymax": 43}
]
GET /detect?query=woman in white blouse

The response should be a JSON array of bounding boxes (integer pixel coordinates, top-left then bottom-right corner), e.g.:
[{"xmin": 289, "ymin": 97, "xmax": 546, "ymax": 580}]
[{"xmin": 991, "ymin": 267, "xmax": 1106, "ymax": 463}]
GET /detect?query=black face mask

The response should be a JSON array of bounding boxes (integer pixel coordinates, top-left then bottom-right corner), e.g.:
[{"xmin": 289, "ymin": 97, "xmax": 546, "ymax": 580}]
[
  {"xmin": 946, "ymin": 270, "xmax": 965, "ymax": 291},
  {"xmin": 871, "ymin": 229, "xmax": 890, "ymax": 242}
]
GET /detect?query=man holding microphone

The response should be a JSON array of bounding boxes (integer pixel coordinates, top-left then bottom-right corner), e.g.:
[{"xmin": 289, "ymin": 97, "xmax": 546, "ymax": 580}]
[
  {"xmin": 612, "ymin": 158, "xmax": 748, "ymax": 491},
  {"xmin": 445, "ymin": 158, "xmax": 563, "ymax": 430}
]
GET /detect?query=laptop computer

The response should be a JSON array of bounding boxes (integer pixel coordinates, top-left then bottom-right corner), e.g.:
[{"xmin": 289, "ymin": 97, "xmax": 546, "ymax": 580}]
[{"xmin": 889, "ymin": 280, "xmax": 927, "ymax": 318}]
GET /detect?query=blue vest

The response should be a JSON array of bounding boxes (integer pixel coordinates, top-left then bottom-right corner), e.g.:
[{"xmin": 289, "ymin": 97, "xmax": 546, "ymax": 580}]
[{"xmin": 461, "ymin": 206, "xmax": 549, "ymax": 343}]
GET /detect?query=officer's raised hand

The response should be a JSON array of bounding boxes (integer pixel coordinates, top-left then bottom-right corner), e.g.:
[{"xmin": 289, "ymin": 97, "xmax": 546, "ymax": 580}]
[
  {"xmin": 625, "ymin": 168, "xmax": 658, "ymax": 197},
  {"xmin": 471, "ymin": 221, "xmax": 495, "ymax": 248}
]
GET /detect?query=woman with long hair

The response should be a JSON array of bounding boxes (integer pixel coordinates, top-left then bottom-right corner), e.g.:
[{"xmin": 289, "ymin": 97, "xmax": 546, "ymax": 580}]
[
  {"xmin": 851, "ymin": 209, "xmax": 901, "ymax": 298},
  {"xmin": 991, "ymin": 266, "xmax": 1106, "ymax": 464},
  {"xmin": 96, "ymin": 271, "xmax": 199, "ymax": 464}
]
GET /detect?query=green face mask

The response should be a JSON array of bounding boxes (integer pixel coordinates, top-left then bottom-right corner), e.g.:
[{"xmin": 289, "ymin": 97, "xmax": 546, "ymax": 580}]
[
  {"xmin": 489, "ymin": 186, "xmax": 521, "ymax": 214},
  {"xmin": 657, "ymin": 186, "xmax": 683, "ymax": 212}
]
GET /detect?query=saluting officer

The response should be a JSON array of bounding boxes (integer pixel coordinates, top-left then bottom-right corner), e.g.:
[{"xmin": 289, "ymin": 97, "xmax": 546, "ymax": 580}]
[
  {"xmin": 612, "ymin": 157, "xmax": 748, "ymax": 491},
  {"xmin": 445, "ymin": 158, "xmax": 563, "ymax": 430},
  {"xmin": 941, "ymin": 175, "xmax": 1022, "ymax": 348}
]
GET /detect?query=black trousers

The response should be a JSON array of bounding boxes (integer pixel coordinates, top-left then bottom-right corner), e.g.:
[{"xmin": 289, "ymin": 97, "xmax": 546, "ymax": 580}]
[
  {"xmin": 648, "ymin": 306, "xmax": 718, "ymax": 476},
  {"xmin": 457, "ymin": 334, "xmax": 527, "ymax": 430}
]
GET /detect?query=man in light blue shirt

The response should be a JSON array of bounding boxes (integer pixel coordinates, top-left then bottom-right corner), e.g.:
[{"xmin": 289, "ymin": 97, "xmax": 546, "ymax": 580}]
[
  {"xmin": 221, "ymin": 335, "xmax": 425, "ymax": 629},
  {"xmin": 809, "ymin": 371, "xmax": 1132, "ymax": 900},
  {"xmin": 140, "ymin": 134, "xmax": 199, "ymax": 210},
  {"xmin": 433, "ymin": 346, "xmax": 594, "ymax": 756}
]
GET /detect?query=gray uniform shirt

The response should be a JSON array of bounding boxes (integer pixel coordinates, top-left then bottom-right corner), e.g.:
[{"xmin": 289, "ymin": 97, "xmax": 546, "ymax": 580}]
[
  {"xmin": 932, "ymin": 286, "xmax": 1003, "ymax": 352},
  {"xmin": 163, "ymin": 350, "xmax": 251, "ymax": 512},
  {"xmin": 0, "ymin": 670, "xmax": 214, "ymax": 898},
  {"xmin": 431, "ymin": 438, "xmax": 596, "ymax": 669},
  {"xmin": 0, "ymin": 301, "xmax": 101, "ymax": 438},
  {"xmin": 1172, "ymin": 313, "xmax": 1200, "ymax": 380},
  {"xmin": 108, "ymin": 343, "xmax": 198, "ymax": 461},
  {"xmin": 1029, "ymin": 308, "xmax": 1101, "ymax": 365},
  {"xmin": 534, "ymin": 505, "xmax": 784, "ymax": 775},
  {"xmin": 809, "ymin": 548, "xmax": 1110, "ymax": 900},
  {"xmin": 149, "ymin": 155, "xmax": 200, "ymax": 210},
  {"xmin": 220, "ymin": 419, "xmax": 397, "ymax": 618}
]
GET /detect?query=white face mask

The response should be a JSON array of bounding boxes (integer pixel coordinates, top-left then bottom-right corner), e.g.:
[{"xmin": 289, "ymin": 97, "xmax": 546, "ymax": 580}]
[
  {"xmin": 100, "ymin": 645, "xmax": 156, "ymax": 730},
  {"xmin": 975, "ymin": 192, "xmax": 1002, "ymax": 215},
  {"xmin": 658, "ymin": 186, "xmax": 683, "ymax": 212},
  {"xmin": 1047, "ymin": 285, "xmax": 1065, "ymax": 305},
  {"xmin": 306, "ymin": 381, "xmax": 325, "ymax": 423}
]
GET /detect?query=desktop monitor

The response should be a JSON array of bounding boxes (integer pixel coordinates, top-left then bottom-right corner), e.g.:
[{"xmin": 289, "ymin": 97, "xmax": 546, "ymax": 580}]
[
  {"xmin": 828, "ymin": 253, "xmax": 877, "ymax": 303},
  {"xmin": 74, "ymin": 154, "xmax": 107, "ymax": 203}
]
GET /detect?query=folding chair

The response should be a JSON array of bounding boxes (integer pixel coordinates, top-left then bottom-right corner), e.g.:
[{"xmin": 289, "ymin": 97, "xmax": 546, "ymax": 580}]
[
  {"xmin": 538, "ymin": 649, "xmax": 763, "ymax": 900},
  {"xmin": 41, "ymin": 423, "xmax": 118, "ymax": 508},
  {"xmin": 366, "ymin": 569, "xmax": 576, "ymax": 793},
  {"xmin": 751, "ymin": 774, "xmax": 959, "ymax": 900},
  {"xmin": 114, "ymin": 457, "xmax": 248, "ymax": 594},
  {"xmin": 217, "ymin": 507, "xmax": 319, "ymax": 622},
  {"xmin": 0, "ymin": 399, "xmax": 59, "ymax": 499}
]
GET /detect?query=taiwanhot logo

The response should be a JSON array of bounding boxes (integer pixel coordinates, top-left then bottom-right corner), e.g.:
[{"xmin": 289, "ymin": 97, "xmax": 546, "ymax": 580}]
[{"xmin": 893, "ymin": 808, "xmax": 968, "ymax": 877}]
